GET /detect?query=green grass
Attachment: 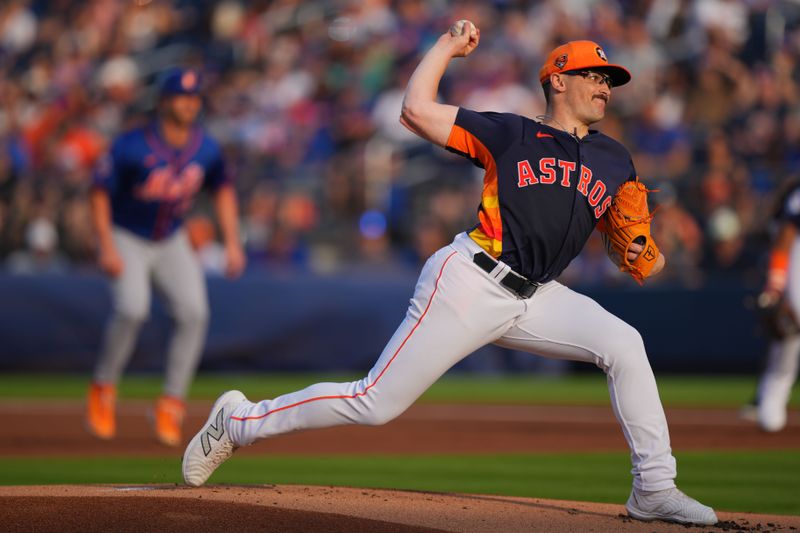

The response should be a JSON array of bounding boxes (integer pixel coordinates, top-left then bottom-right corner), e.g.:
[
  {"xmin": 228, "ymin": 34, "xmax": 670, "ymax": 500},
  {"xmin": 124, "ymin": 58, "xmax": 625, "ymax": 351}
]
[
  {"xmin": 1, "ymin": 373, "xmax": 796, "ymax": 516},
  {"xmin": 0, "ymin": 451, "xmax": 797, "ymax": 515},
  {"xmin": 0, "ymin": 373, "xmax": 795, "ymax": 408}
]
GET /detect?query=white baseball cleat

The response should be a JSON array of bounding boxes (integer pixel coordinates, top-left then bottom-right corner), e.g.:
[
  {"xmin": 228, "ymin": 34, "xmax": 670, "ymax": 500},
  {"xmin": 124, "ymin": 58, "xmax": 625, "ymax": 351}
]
[
  {"xmin": 626, "ymin": 487, "xmax": 718, "ymax": 525},
  {"xmin": 758, "ymin": 405, "xmax": 787, "ymax": 433},
  {"xmin": 182, "ymin": 390, "xmax": 248, "ymax": 487}
]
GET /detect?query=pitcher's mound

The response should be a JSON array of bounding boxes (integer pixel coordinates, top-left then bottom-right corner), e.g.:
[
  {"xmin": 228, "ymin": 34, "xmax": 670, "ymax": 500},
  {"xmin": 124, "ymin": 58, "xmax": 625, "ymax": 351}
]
[{"xmin": 0, "ymin": 485, "xmax": 797, "ymax": 532}]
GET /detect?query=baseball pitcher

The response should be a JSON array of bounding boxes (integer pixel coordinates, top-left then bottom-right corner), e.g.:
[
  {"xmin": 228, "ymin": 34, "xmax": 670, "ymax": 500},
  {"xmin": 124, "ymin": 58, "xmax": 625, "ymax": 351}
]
[
  {"xmin": 182, "ymin": 25, "xmax": 717, "ymax": 526},
  {"xmin": 86, "ymin": 68, "xmax": 245, "ymax": 446}
]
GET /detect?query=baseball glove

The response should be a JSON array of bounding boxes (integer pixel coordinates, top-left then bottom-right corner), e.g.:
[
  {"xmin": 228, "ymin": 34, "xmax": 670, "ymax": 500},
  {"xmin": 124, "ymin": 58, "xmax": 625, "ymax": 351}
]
[
  {"xmin": 757, "ymin": 291, "xmax": 800, "ymax": 339},
  {"xmin": 599, "ymin": 178, "xmax": 660, "ymax": 284}
]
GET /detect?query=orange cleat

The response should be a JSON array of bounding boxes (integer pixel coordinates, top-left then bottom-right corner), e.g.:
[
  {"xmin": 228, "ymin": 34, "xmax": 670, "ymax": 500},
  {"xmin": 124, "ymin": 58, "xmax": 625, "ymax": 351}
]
[
  {"xmin": 86, "ymin": 382, "xmax": 116, "ymax": 440},
  {"xmin": 154, "ymin": 395, "xmax": 185, "ymax": 447}
]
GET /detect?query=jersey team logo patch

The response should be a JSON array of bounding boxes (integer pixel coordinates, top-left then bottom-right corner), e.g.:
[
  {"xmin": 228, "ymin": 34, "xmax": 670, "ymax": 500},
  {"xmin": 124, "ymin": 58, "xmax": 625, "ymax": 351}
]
[
  {"xmin": 595, "ymin": 47, "xmax": 608, "ymax": 62},
  {"xmin": 554, "ymin": 54, "xmax": 568, "ymax": 69}
]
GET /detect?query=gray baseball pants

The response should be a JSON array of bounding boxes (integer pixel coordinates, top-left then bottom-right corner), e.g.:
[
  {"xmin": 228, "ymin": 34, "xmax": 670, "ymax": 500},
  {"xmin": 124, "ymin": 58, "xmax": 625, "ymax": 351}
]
[{"xmin": 93, "ymin": 226, "xmax": 209, "ymax": 399}]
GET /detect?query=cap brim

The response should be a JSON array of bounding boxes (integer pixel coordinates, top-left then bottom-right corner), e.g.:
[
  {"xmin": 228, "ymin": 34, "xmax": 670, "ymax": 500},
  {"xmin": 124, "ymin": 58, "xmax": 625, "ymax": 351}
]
[
  {"xmin": 594, "ymin": 64, "xmax": 631, "ymax": 87},
  {"xmin": 563, "ymin": 64, "xmax": 631, "ymax": 87}
]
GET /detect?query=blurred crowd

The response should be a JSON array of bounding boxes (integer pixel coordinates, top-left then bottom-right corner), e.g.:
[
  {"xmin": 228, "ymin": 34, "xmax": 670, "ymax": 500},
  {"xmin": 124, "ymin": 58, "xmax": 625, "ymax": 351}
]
[{"xmin": 1, "ymin": 0, "xmax": 799, "ymax": 288}]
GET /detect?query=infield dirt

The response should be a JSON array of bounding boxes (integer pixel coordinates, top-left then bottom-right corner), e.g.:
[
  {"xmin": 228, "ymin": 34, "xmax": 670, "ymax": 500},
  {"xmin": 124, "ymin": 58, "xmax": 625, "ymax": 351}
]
[
  {"xmin": 1, "ymin": 400, "xmax": 798, "ymax": 532},
  {"xmin": 1, "ymin": 484, "xmax": 799, "ymax": 532},
  {"xmin": 1, "ymin": 400, "xmax": 798, "ymax": 456}
]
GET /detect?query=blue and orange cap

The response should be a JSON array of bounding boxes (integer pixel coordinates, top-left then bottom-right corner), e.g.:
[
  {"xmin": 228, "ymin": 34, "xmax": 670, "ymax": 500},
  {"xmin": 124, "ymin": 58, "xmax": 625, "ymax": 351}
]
[
  {"xmin": 159, "ymin": 68, "xmax": 202, "ymax": 97},
  {"xmin": 539, "ymin": 41, "xmax": 631, "ymax": 87}
]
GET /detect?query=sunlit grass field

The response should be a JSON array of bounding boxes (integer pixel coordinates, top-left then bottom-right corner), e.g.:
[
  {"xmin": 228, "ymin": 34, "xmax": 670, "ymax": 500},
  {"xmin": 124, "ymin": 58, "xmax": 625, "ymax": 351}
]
[{"xmin": 0, "ymin": 372, "xmax": 797, "ymax": 515}]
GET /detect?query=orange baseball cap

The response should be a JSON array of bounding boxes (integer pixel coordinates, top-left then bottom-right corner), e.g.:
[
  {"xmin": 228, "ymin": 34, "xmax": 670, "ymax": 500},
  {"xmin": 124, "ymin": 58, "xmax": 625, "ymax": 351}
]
[{"xmin": 539, "ymin": 40, "xmax": 631, "ymax": 87}]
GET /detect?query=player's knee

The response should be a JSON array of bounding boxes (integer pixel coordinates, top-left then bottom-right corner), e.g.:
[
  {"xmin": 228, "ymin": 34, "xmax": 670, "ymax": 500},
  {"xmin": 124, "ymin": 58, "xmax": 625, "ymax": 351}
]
[
  {"xmin": 352, "ymin": 393, "xmax": 406, "ymax": 426},
  {"xmin": 358, "ymin": 407, "xmax": 401, "ymax": 426},
  {"xmin": 173, "ymin": 300, "xmax": 209, "ymax": 326},
  {"xmin": 114, "ymin": 303, "xmax": 149, "ymax": 324},
  {"xmin": 620, "ymin": 326, "xmax": 645, "ymax": 353},
  {"xmin": 601, "ymin": 324, "xmax": 647, "ymax": 369}
]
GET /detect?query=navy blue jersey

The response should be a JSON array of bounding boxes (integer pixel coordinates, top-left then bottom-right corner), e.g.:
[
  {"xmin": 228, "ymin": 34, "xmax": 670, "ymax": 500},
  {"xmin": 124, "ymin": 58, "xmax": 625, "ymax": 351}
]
[
  {"xmin": 93, "ymin": 123, "xmax": 229, "ymax": 240},
  {"xmin": 446, "ymin": 108, "xmax": 635, "ymax": 283}
]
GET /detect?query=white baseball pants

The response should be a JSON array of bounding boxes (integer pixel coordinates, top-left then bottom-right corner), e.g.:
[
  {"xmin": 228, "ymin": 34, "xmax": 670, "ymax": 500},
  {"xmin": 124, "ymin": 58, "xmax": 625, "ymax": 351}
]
[
  {"xmin": 757, "ymin": 235, "xmax": 800, "ymax": 431},
  {"xmin": 229, "ymin": 232, "xmax": 677, "ymax": 491}
]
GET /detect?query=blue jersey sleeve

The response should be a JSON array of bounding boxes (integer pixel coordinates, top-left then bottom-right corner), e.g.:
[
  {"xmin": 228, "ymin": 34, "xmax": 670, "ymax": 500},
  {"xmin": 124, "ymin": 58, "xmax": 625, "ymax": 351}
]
[
  {"xmin": 600, "ymin": 132, "xmax": 638, "ymax": 185},
  {"xmin": 628, "ymin": 157, "xmax": 638, "ymax": 183},
  {"xmin": 203, "ymin": 140, "xmax": 231, "ymax": 192},
  {"xmin": 445, "ymin": 108, "xmax": 522, "ymax": 169}
]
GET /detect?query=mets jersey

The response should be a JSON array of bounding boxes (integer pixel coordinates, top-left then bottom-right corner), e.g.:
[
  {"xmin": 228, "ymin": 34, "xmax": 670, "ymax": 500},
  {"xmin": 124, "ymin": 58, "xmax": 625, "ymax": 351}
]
[
  {"xmin": 446, "ymin": 108, "xmax": 635, "ymax": 283},
  {"xmin": 93, "ymin": 123, "xmax": 229, "ymax": 240}
]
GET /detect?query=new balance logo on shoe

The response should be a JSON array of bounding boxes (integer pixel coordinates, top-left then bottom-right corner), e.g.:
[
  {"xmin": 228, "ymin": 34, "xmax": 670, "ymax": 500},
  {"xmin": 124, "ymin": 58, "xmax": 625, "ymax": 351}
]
[
  {"xmin": 201, "ymin": 409, "xmax": 225, "ymax": 456},
  {"xmin": 183, "ymin": 390, "xmax": 247, "ymax": 487}
]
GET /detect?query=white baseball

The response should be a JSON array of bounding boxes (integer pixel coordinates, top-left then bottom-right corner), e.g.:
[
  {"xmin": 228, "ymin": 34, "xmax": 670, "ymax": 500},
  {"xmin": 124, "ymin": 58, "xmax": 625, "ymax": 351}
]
[{"xmin": 449, "ymin": 19, "xmax": 476, "ymax": 37}]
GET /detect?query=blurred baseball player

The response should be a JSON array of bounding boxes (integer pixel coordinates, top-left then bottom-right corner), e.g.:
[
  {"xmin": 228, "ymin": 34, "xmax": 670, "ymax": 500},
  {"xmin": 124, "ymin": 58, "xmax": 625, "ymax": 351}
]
[
  {"xmin": 86, "ymin": 68, "xmax": 245, "ymax": 446},
  {"xmin": 182, "ymin": 24, "xmax": 717, "ymax": 525},
  {"xmin": 746, "ymin": 181, "xmax": 800, "ymax": 432}
]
